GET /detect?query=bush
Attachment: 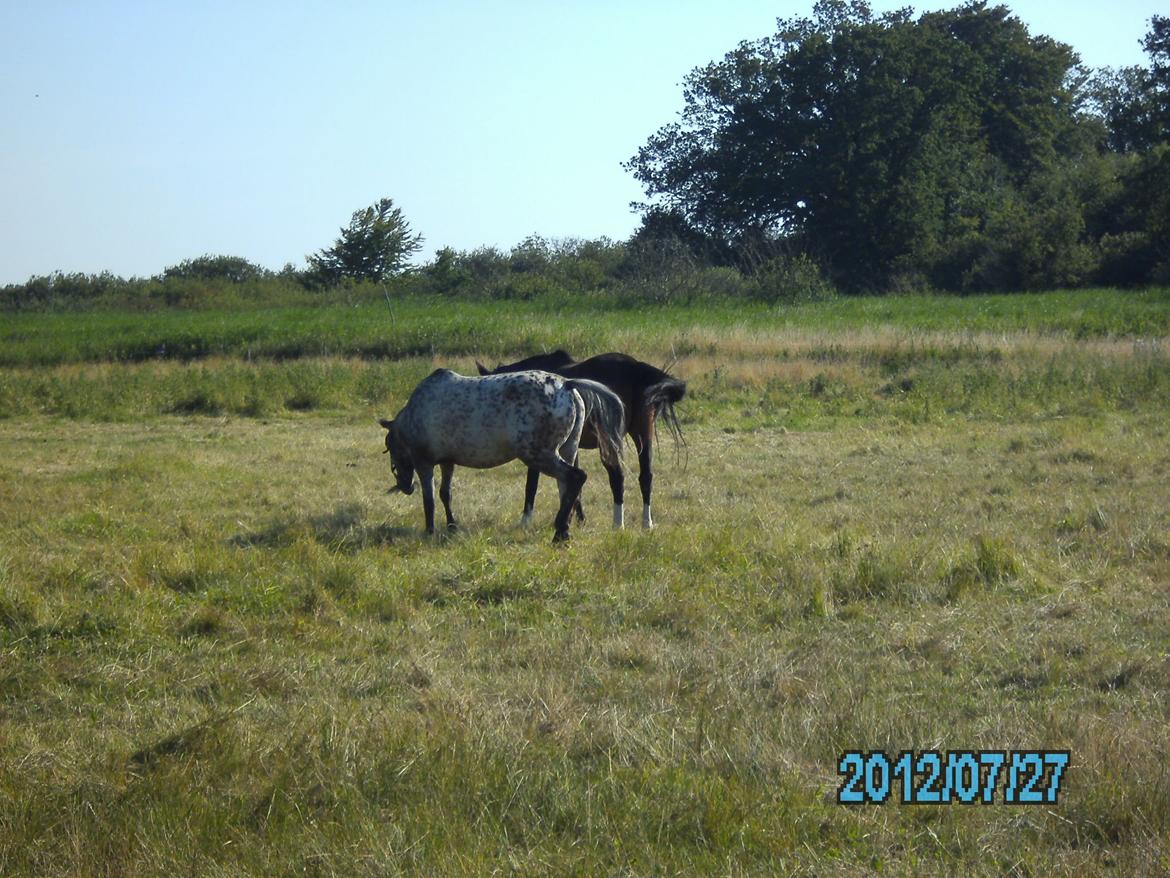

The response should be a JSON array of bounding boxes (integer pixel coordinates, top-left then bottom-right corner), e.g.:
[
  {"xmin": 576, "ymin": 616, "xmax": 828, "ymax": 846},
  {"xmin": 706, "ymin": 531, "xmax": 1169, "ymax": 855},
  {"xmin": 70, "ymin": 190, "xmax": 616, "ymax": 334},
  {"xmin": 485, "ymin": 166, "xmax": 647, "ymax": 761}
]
[
  {"xmin": 419, "ymin": 247, "xmax": 474, "ymax": 296},
  {"xmin": 620, "ymin": 234, "xmax": 699, "ymax": 283},
  {"xmin": 508, "ymin": 235, "xmax": 554, "ymax": 274},
  {"xmin": 417, "ymin": 238, "xmax": 627, "ymax": 300},
  {"xmin": 418, "ymin": 247, "xmax": 511, "ymax": 298},
  {"xmin": 752, "ymin": 255, "xmax": 836, "ymax": 304},
  {"xmin": 1, "ymin": 271, "xmax": 132, "ymax": 310},
  {"xmin": 1097, "ymin": 232, "xmax": 1154, "ymax": 286},
  {"xmin": 162, "ymin": 255, "xmax": 270, "ymax": 283}
]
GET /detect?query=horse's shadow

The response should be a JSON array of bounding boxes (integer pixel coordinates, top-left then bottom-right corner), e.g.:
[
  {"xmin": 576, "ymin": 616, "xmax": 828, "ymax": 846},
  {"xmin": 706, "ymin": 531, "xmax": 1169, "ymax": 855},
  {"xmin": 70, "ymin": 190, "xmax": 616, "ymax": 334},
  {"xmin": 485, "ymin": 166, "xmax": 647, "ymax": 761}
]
[{"xmin": 229, "ymin": 503, "xmax": 413, "ymax": 552}]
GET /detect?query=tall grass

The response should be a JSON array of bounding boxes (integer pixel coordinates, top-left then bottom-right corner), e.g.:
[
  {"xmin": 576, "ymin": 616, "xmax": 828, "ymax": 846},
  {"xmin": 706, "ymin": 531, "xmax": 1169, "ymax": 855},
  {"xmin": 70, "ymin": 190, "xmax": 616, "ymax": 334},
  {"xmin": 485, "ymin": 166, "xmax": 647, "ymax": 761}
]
[{"xmin": 2, "ymin": 335, "xmax": 1166, "ymax": 424}]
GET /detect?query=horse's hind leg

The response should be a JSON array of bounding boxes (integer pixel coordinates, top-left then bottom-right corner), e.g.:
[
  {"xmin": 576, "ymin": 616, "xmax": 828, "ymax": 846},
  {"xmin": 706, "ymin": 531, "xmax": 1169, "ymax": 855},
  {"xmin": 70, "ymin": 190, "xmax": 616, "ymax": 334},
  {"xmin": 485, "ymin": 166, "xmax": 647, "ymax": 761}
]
[
  {"xmin": 530, "ymin": 454, "xmax": 586, "ymax": 543},
  {"xmin": 522, "ymin": 462, "xmax": 583, "ymax": 526},
  {"xmin": 521, "ymin": 467, "xmax": 540, "ymax": 526},
  {"xmin": 572, "ymin": 453, "xmax": 586, "ymax": 523},
  {"xmin": 605, "ymin": 459, "xmax": 624, "ymax": 528},
  {"xmin": 439, "ymin": 462, "xmax": 457, "ymax": 531},
  {"xmin": 531, "ymin": 392, "xmax": 587, "ymax": 543},
  {"xmin": 553, "ymin": 462, "xmax": 587, "ymax": 543},
  {"xmin": 531, "ymin": 456, "xmax": 584, "ymax": 525},
  {"xmin": 638, "ymin": 433, "xmax": 654, "ymax": 529}
]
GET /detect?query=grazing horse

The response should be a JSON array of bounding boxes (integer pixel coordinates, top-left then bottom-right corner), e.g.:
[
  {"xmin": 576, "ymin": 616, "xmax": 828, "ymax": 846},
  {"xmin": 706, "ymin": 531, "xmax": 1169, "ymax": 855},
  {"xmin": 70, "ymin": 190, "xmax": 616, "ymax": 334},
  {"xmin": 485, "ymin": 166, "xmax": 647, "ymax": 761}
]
[
  {"xmin": 475, "ymin": 351, "xmax": 686, "ymax": 529},
  {"xmin": 379, "ymin": 368, "xmax": 624, "ymax": 543}
]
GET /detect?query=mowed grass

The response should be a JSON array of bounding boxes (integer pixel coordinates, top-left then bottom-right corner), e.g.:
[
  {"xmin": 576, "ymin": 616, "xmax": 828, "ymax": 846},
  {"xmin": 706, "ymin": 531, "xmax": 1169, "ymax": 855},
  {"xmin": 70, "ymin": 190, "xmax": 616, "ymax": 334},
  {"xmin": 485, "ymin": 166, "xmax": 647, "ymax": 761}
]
[{"xmin": 2, "ymin": 291, "xmax": 1170, "ymax": 874}]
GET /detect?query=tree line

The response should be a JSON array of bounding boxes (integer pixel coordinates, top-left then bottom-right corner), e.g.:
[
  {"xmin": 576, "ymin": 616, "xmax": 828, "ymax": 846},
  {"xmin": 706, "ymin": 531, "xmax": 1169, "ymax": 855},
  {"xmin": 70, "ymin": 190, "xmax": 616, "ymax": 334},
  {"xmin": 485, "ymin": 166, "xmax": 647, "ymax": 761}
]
[{"xmin": 4, "ymin": 1, "xmax": 1168, "ymax": 309}]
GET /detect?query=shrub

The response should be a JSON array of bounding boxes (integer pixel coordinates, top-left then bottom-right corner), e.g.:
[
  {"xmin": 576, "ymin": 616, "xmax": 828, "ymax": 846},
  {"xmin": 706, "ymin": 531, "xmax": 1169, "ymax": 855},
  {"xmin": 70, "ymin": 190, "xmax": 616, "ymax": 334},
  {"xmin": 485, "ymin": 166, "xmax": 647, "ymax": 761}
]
[
  {"xmin": 162, "ymin": 255, "xmax": 269, "ymax": 283},
  {"xmin": 1, "ymin": 271, "xmax": 132, "ymax": 310},
  {"xmin": 752, "ymin": 255, "xmax": 836, "ymax": 304}
]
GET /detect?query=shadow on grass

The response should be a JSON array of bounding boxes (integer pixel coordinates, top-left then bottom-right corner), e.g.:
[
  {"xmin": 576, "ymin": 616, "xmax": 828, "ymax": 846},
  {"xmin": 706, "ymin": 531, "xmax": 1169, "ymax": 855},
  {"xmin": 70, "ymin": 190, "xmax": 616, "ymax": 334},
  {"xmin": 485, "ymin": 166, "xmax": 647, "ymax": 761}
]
[{"xmin": 229, "ymin": 503, "xmax": 413, "ymax": 552}]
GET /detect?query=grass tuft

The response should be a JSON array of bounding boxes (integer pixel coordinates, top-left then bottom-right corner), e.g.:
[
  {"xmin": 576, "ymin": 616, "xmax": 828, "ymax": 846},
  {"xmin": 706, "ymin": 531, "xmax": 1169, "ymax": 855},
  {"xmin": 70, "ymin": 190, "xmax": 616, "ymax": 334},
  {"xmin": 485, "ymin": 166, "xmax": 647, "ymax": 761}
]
[{"xmin": 943, "ymin": 535, "xmax": 1025, "ymax": 601}]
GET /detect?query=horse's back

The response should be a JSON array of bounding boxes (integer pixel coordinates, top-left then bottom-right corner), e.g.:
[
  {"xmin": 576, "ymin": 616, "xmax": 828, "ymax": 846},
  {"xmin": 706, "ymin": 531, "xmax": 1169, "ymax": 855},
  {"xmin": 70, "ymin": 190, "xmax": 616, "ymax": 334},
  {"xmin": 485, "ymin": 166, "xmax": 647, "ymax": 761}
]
[
  {"xmin": 565, "ymin": 353, "xmax": 672, "ymax": 388},
  {"xmin": 490, "ymin": 350, "xmax": 575, "ymax": 374}
]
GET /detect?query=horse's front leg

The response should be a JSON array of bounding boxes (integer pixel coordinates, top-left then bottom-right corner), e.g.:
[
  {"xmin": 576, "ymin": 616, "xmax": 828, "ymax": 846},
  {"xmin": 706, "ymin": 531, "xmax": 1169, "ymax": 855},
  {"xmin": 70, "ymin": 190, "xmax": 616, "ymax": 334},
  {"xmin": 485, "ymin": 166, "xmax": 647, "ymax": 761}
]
[
  {"xmin": 521, "ymin": 467, "xmax": 540, "ymax": 526},
  {"xmin": 417, "ymin": 464, "xmax": 436, "ymax": 535},
  {"xmin": 439, "ymin": 462, "xmax": 457, "ymax": 531}
]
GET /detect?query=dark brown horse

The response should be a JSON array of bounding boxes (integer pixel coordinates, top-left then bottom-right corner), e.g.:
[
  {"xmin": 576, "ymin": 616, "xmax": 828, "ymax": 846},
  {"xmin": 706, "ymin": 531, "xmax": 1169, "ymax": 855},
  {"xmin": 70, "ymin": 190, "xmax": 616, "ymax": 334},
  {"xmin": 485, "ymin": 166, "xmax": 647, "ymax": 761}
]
[{"xmin": 476, "ymin": 350, "xmax": 685, "ymax": 528}]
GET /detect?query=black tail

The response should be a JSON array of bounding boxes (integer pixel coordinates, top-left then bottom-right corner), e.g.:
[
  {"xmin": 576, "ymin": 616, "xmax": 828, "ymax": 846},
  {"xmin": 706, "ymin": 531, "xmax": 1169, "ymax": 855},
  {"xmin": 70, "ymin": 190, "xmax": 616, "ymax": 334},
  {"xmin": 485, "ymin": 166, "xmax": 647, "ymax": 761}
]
[{"xmin": 644, "ymin": 377, "xmax": 686, "ymax": 453}]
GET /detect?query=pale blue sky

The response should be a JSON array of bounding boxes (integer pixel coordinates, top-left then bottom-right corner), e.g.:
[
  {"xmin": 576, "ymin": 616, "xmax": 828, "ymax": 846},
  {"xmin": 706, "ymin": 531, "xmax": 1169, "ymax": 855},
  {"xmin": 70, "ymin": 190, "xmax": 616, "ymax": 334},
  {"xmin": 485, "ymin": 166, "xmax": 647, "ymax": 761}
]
[{"xmin": 1, "ymin": 1, "xmax": 1163, "ymax": 285}]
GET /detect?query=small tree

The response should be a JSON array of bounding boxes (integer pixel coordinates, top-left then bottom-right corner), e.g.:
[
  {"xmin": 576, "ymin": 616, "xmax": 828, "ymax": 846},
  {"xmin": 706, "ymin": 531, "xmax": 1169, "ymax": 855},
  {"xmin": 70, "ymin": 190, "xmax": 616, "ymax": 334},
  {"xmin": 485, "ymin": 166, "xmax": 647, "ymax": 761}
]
[{"xmin": 307, "ymin": 197, "xmax": 423, "ymax": 285}]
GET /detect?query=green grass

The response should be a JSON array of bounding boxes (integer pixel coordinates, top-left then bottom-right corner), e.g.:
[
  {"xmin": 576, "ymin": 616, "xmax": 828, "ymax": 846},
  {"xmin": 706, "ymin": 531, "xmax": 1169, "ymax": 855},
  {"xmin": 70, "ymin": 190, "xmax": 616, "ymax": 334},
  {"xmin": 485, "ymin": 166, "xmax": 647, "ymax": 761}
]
[
  {"xmin": 1, "ymin": 289, "xmax": 1169, "ymax": 874},
  {"xmin": 2, "ymin": 287, "xmax": 1169, "ymax": 367}
]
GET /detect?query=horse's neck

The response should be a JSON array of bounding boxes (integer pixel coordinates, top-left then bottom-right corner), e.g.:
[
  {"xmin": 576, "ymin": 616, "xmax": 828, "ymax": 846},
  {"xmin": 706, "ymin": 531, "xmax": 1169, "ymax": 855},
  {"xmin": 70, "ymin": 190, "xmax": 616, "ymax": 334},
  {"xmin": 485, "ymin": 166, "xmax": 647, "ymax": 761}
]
[{"xmin": 398, "ymin": 404, "xmax": 426, "ymax": 449}]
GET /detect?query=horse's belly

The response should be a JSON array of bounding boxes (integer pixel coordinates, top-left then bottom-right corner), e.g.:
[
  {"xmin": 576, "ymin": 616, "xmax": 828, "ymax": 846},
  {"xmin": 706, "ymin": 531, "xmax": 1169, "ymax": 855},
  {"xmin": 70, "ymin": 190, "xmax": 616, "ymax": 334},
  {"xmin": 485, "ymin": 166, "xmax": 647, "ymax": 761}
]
[
  {"xmin": 448, "ymin": 448, "xmax": 515, "ymax": 469},
  {"xmin": 431, "ymin": 432, "xmax": 516, "ymax": 468}
]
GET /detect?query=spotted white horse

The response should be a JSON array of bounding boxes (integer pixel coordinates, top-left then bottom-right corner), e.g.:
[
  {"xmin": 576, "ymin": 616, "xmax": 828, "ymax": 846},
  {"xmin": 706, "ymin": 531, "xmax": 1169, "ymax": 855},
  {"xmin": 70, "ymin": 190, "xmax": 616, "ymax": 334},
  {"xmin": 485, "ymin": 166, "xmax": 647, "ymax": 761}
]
[{"xmin": 379, "ymin": 369, "xmax": 624, "ymax": 543}]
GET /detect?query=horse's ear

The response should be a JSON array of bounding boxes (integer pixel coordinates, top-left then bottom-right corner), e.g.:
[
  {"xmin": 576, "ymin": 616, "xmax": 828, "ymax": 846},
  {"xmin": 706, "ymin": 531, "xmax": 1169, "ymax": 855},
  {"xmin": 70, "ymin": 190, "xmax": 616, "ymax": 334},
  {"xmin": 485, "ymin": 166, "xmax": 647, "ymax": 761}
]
[
  {"xmin": 378, "ymin": 418, "xmax": 394, "ymax": 453},
  {"xmin": 475, "ymin": 360, "xmax": 491, "ymax": 376}
]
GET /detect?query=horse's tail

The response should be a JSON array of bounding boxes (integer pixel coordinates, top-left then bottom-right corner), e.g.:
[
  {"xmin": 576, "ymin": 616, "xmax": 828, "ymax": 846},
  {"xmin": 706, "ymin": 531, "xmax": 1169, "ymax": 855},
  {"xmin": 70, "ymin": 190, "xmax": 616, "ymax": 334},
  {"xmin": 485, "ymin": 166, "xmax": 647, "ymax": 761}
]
[
  {"xmin": 566, "ymin": 378, "xmax": 625, "ymax": 469},
  {"xmin": 644, "ymin": 376, "xmax": 687, "ymax": 452}
]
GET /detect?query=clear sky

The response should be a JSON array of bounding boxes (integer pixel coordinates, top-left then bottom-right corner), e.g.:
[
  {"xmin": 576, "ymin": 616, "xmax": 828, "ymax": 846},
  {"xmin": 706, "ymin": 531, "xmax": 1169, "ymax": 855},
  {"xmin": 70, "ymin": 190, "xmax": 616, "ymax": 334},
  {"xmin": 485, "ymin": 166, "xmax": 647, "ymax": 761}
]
[{"xmin": 1, "ymin": 1, "xmax": 1164, "ymax": 285}]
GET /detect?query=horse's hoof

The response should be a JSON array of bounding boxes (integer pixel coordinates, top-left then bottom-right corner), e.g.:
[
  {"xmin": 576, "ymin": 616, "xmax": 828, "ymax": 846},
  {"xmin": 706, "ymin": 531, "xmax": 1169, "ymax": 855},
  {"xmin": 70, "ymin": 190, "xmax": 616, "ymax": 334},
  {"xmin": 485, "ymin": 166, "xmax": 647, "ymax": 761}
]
[
  {"xmin": 552, "ymin": 530, "xmax": 571, "ymax": 545},
  {"xmin": 447, "ymin": 521, "xmax": 459, "ymax": 532}
]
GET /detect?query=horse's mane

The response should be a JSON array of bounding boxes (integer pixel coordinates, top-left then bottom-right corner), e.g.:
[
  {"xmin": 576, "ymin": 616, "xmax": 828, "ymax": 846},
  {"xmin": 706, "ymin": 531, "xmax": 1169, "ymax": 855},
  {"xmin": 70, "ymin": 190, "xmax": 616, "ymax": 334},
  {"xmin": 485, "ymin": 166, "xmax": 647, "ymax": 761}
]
[{"xmin": 478, "ymin": 349, "xmax": 575, "ymax": 375}]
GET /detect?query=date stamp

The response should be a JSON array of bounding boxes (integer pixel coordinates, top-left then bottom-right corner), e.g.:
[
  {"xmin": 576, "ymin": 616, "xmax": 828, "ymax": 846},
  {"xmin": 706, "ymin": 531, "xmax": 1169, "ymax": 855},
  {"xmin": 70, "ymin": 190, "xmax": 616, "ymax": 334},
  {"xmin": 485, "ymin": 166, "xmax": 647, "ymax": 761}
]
[{"xmin": 837, "ymin": 749, "xmax": 1069, "ymax": 805}]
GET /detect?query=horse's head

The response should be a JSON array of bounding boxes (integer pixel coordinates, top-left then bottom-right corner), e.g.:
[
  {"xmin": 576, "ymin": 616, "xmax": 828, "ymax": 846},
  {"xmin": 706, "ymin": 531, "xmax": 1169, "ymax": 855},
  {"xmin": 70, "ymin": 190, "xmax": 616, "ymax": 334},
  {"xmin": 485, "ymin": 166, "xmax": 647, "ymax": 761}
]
[{"xmin": 378, "ymin": 418, "xmax": 416, "ymax": 495}]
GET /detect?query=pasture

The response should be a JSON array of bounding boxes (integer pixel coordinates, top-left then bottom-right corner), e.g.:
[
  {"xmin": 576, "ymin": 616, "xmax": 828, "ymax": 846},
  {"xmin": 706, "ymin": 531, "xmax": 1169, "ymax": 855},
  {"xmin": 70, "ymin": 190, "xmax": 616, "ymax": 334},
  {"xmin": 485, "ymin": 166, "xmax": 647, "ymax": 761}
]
[{"xmin": 2, "ymin": 289, "xmax": 1169, "ymax": 875}]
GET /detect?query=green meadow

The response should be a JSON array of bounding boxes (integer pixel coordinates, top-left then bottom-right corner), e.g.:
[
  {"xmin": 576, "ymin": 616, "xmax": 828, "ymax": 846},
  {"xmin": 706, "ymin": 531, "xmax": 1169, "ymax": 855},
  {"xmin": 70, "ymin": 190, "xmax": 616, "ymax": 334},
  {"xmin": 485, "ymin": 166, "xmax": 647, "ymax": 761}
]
[
  {"xmin": 2, "ymin": 289, "xmax": 1169, "ymax": 875},
  {"xmin": 3, "ymin": 287, "xmax": 1169, "ymax": 367}
]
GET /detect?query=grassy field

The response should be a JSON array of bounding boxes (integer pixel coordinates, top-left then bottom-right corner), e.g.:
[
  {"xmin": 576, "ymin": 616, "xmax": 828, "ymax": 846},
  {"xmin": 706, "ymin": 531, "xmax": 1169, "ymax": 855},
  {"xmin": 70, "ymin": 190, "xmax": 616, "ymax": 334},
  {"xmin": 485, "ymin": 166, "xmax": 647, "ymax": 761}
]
[{"xmin": 2, "ymin": 290, "xmax": 1169, "ymax": 874}]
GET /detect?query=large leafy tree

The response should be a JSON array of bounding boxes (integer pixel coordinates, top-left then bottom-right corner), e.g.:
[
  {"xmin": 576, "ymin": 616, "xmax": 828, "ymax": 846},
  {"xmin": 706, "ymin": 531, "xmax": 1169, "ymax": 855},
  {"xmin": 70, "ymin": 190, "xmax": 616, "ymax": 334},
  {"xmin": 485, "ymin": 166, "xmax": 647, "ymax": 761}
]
[
  {"xmin": 307, "ymin": 197, "xmax": 423, "ymax": 285},
  {"xmin": 1089, "ymin": 16, "xmax": 1170, "ymax": 153},
  {"xmin": 625, "ymin": 0, "xmax": 1084, "ymax": 290},
  {"xmin": 1144, "ymin": 15, "xmax": 1170, "ymax": 113},
  {"xmin": 1079, "ymin": 16, "xmax": 1170, "ymax": 284}
]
